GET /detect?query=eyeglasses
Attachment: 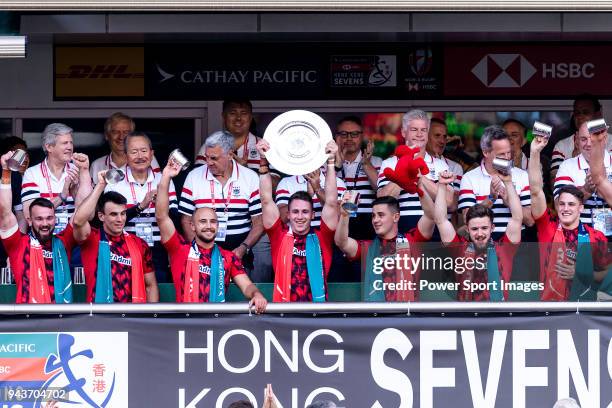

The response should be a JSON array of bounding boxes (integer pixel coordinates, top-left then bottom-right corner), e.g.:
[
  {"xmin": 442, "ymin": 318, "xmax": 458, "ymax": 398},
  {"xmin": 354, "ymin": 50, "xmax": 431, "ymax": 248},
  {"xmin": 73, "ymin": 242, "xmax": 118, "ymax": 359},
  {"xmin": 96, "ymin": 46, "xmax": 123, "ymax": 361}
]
[{"xmin": 336, "ymin": 131, "xmax": 363, "ymax": 139}]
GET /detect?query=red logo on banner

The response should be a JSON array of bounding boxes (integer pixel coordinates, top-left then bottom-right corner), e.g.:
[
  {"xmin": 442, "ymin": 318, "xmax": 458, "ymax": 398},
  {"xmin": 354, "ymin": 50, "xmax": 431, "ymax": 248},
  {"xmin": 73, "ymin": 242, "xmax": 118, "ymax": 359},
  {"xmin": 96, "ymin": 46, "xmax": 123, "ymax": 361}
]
[{"xmin": 444, "ymin": 45, "xmax": 608, "ymax": 97}]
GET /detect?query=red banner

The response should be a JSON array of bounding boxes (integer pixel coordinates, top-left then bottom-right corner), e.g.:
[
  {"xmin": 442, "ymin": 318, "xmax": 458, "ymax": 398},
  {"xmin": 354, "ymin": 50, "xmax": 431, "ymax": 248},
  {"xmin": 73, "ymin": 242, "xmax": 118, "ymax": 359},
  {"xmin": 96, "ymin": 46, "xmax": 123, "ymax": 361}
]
[{"xmin": 444, "ymin": 44, "xmax": 612, "ymax": 97}]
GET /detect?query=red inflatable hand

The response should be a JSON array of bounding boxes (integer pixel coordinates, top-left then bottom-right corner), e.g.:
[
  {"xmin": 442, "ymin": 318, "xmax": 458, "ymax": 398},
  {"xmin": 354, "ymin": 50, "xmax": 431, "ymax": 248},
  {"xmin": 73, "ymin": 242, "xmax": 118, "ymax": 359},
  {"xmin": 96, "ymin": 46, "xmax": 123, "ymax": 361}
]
[{"xmin": 383, "ymin": 146, "xmax": 429, "ymax": 196}]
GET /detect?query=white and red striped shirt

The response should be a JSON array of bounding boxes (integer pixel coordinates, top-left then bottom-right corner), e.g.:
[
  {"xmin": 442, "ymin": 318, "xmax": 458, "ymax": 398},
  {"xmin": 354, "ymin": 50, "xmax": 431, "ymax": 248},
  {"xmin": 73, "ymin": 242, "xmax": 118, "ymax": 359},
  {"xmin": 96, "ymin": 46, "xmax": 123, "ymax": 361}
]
[
  {"xmin": 458, "ymin": 162, "xmax": 531, "ymax": 238},
  {"xmin": 104, "ymin": 166, "xmax": 177, "ymax": 245},
  {"xmin": 90, "ymin": 153, "xmax": 161, "ymax": 184},
  {"xmin": 338, "ymin": 151, "xmax": 382, "ymax": 215},
  {"xmin": 553, "ymin": 151, "xmax": 612, "ymax": 226},
  {"xmin": 179, "ymin": 159, "xmax": 261, "ymax": 249},
  {"xmin": 275, "ymin": 174, "xmax": 346, "ymax": 228},
  {"xmin": 551, "ymin": 133, "xmax": 612, "ymax": 173},
  {"xmin": 378, "ymin": 152, "xmax": 449, "ymax": 231},
  {"xmin": 21, "ymin": 159, "xmax": 77, "ymax": 224}
]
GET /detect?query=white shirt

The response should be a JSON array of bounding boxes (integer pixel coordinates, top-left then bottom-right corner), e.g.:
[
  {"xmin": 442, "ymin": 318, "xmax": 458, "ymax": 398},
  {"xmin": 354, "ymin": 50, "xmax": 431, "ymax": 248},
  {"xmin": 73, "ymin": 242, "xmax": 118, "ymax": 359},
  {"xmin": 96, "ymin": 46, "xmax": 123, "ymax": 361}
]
[
  {"xmin": 458, "ymin": 162, "xmax": 531, "ymax": 236},
  {"xmin": 378, "ymin": 151, "xmax": 449, "ymax": 230},
  {"xmin": 337, "ymin": 151, "xmax": 382, "ymax": 214},
  {"xmin": 440, "ymin": 156, "xmax": 464, "ymax": 192},
  {"xmin": 179, "ymin": 160, "xmax": 261, "ymax": 246},
  {"xmin": 105, "ymin": 167, "xmax": 177, "ymax": 245},
  {"xmin": 90, "ymin": 154, "xmax": 161, "ymax": 184},
  {"xmin": 554, "ymin": 151, "xmax": 612, "ymax": 226},
  {"xmin": 275, "ymin": 174, "xmax": 347, "ymax": 228},
  {"xmin": 551, "ymin": 133, "xmax": 612, "ymax": 172},
  {"xmin": 21, "ymin": 159, "xmax": 77, "ymax": 227}
]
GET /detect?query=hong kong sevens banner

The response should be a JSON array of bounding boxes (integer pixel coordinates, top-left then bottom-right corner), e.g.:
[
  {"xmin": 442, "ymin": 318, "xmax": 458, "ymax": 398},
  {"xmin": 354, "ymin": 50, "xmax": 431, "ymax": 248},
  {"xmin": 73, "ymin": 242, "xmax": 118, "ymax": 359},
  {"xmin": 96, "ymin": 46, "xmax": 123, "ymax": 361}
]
[{"xmin": 0, "ymin": 312, "xmax": 610, "ymax": 407}]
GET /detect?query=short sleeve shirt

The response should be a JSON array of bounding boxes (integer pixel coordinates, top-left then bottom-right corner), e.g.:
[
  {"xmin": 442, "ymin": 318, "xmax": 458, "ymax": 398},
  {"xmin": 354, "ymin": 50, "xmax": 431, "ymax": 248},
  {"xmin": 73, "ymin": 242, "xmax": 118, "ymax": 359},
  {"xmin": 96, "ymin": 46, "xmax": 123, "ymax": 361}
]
[
  {"xmin": 163, "ymin": 231, "xmax": 246, "ymax": 302},
  {"xmin": 448, "ymin": 232, "xmax": 518, "ymax": 301},
  {"xmin": 179, "ymin": 160, "xmax": 262, "ymax": 250},
  {"xmin": 378, "ymin": 152, "xmax": 449, "ymax": 231},
  {"xmin": 275, "ymin": 174, "xmax": 346, "ymax": 228},
  {"xmin": 0, "ymin": 223, "xmax": 76, "ymax": 303},
  {"xmin": 79, "ymin": 228, "xmax": 154, "ymax": 303},
  {"xmin": 266, "ymin": 217, "xmax": 335, "ymax": 302},
  {"xmin": 458, "ymin": 162, "xmax": 531, "ymax": 239},
  {"xmin": 534, "ymin": 208, "xmax": 609, "ymax": 275},
  {"xmin": 90, "ymin": 154, "xmax": 161, "ymax": 184},
  {"xmin": 553, "ymin": 152, "xmax": 612, "ymax": 227},
  {"xmin": 351, "ymin": 228, "xmax": 429, "ymax": 302}
]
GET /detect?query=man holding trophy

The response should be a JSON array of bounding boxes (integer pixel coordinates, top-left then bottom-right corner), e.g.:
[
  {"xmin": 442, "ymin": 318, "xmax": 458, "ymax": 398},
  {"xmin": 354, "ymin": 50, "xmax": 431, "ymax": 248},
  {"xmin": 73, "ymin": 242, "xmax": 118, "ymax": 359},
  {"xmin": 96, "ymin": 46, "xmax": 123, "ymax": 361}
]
[{"xmin": 256, "ymin": 115, "xmax": 340, "ymax": 301}]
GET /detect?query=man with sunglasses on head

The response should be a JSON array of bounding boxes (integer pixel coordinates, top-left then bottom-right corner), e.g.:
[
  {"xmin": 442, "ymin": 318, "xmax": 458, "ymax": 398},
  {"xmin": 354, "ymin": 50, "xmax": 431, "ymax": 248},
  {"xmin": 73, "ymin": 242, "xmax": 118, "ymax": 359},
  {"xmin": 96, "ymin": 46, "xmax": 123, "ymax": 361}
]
[{"xmin": 332, "ymin": 116, "xmax": 382, "ymax": 240}]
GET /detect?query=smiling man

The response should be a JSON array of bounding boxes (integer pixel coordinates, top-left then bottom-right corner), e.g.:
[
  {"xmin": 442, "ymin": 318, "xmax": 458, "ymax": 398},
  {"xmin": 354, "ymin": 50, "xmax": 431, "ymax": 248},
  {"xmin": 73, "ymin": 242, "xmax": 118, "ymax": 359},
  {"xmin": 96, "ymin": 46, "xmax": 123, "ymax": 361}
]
[
  {"xmin": 257, "ymin": 138, "xmax": 339, "ymax": 302},
  {"xmin": 434, "ymin": 169, "xmax": 523, "ymax": 301},
  {"xmin": 378, "ymin": 110, "xmax": 453, "ymax": 232},
  {"xmin": 156, "ymin": 158, "xmax": 266, "ymax": 311},
  {"xmin": 90, "ymin": 112, "xmax": 161, "ymax": 183},
  {"xmin": 21, "ymin": 123, "xmax": 92, "ymax": 233},
  {"xmin": 0, "ymin": 151, "xmax": 77, "ymax": 304},
  {"xmin": 530, "ymin": 134, "xmax": 609, "ymax": 301},
  {"xmin": 73, "ymin": 170, "xmax": 159, "ymax": 303},
  {"xmin": 554, "ymin": 121, "xmax": 612, "ymax": 233}
]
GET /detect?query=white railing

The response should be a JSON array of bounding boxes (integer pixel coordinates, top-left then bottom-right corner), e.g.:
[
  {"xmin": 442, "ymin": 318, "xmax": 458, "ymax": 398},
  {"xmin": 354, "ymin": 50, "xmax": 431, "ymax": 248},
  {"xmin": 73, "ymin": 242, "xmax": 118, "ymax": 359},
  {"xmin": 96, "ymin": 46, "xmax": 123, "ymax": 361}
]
[{"xmin": 0, "ymin": 302, "xmax": 609, "ymax": 315}]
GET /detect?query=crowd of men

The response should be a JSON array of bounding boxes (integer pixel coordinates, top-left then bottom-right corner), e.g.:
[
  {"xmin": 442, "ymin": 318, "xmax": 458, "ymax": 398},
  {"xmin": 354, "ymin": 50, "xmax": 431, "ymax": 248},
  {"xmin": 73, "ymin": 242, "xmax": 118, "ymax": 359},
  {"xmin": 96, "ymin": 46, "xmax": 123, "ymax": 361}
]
[{"xmin": 1, "ymin": 95, "xmax": 611, "ymax": 307}]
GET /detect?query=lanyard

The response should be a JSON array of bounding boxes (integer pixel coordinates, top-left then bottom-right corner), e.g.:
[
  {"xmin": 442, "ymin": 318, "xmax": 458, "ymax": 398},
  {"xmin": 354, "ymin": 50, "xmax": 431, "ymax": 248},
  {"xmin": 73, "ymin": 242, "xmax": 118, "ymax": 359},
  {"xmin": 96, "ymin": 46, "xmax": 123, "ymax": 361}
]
[
  {"xmin": 207, "ymin": 163, "xmax": 238, "ymax": 214},
  {"xmin": 238, "ymin": 135, "xmax": 250, "ymax": 161},
  {"xmin": 126, "ymin": 170, "xmax": 152, "ymax": 207},
  {"xmin": 210, "ymin": 180, "xmax": 233, "ymax": 214},
  {"xmin": 41, "ymin": 160, "xmax": 68, "ymax": 209}
]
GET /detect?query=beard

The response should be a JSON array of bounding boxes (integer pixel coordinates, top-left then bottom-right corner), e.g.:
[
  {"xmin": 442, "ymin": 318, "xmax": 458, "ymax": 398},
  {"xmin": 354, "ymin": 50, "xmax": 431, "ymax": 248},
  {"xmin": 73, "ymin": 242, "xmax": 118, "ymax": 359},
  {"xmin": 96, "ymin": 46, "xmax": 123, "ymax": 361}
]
[
  {"xmin": 32, "ymin": 225, "xmax": 53, "ymax": 243},
  {"xmin": 196, "ymin": 231, "xmax": 216, "ymax": 243}
]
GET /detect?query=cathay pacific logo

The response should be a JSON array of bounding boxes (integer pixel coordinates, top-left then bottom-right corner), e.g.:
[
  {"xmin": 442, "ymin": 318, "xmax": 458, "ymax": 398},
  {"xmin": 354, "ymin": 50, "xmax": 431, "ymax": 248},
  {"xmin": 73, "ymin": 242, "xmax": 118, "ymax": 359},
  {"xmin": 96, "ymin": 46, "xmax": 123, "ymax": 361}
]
[{"xmin": 156, "ymin": 64, "xmax": 175, "ymax": 83}]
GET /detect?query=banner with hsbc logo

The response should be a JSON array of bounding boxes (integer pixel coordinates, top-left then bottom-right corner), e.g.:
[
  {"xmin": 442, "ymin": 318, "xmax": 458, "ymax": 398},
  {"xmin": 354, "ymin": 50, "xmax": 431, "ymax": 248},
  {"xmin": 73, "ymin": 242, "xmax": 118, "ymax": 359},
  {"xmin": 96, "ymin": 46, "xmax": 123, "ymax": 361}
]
[
  {"xmin": 54, "ymin": 43, "xmax": 612, "ymax": 100},
  {"xmin": 443, "ymin": 44, "xmax": 612, "ymax": 97},
  {"xmin": 0, "ymin": 312, "xmax": 609, "ymax": 407}
]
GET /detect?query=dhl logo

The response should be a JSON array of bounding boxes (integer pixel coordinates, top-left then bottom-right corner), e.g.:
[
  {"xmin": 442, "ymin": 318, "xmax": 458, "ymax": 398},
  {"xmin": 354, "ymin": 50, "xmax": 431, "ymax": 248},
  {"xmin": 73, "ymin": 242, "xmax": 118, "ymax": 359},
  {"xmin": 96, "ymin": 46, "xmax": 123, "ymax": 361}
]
[{"xmin": 55, "ymin": 64, "xmax": 144, "ymax": 79}]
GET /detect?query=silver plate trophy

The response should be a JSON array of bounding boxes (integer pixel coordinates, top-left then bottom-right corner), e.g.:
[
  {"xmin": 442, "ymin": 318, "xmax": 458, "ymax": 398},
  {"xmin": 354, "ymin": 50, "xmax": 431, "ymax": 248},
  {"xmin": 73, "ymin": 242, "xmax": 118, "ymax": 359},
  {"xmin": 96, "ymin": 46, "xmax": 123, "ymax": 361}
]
[
  {"xmin": 169, "ymin": 148, "xmax": 190, "ymax": 171},
  {"xmin": 6, "ymin": 149, "xmax": 27, "ymax": 172},
  {"xmin": 263, "ymin": 110, "xmax": 332, "ymax": 176},
  {"xmin": 492, "ymin": 157, "xmax": 513, "ymax": 174},
  {"xmin": 532, "ymin": 121, "xmax": 552, "ymax": 139},
  {"xmin": 104, "ymin": 168, "xmax": 125, "ymax": 185},
  {"xmin": 587, "ymin": 118, "xmax": 608, "ymax": 135}
]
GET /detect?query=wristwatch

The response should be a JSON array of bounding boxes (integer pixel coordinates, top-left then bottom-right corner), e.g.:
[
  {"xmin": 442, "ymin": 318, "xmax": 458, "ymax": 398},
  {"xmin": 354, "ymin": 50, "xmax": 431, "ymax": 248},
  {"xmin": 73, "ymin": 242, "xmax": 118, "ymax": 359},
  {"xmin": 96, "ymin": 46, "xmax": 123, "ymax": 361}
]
[{"xmin": 240, "ymin": 242, "xmax": 251, "ymax": 254}]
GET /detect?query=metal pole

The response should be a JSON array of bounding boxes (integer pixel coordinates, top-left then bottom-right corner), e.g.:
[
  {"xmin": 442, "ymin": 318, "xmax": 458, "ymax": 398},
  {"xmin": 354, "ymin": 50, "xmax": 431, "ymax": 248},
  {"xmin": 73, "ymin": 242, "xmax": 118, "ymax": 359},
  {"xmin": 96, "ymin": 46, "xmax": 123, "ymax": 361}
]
[{"xmin": 0, "ymin": 302, "xmax": 610, "ymax": 315}]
